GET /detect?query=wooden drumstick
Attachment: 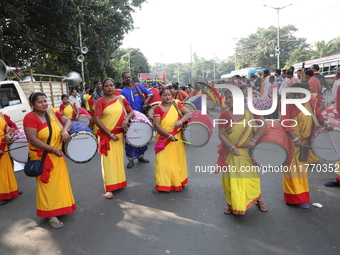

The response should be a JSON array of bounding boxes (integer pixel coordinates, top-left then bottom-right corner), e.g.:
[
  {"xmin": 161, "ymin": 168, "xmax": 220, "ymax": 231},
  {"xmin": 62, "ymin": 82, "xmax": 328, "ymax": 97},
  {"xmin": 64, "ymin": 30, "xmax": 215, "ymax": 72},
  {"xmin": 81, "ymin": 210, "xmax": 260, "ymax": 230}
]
[
  {"xmin": 304, "ymin": 145, "xmax": 336, "ymax": 151},
  {"xmin": 3, "ymin": 145, "xmax": 28, "ymax": 152},
  {"xmin": 117, "ymin": 126, "xmax": 144, "ymax": 131},
  {"xmin": 255, "ymin": 147, "xmax": 280, "ymax": 152}
]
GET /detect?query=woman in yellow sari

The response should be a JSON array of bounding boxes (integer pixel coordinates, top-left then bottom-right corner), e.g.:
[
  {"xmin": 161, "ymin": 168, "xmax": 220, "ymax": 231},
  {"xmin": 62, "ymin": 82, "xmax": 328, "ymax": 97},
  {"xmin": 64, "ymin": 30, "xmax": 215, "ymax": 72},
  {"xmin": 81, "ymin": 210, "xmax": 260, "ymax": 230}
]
[
  {"xmin": 281, "ymin": 83, "xmax": 332, "ymax": 208},
  {"xmin": 217, "ymin": 89, "xmax": 267, "ymax": 215},
  {"xmin": 94, "ymin": 79, "xmax": 134, "ymax": 199},
  {"xmin": 24, "ymin": 92, "xmax": 74, "ymax": 229},
  {"xmin": 59, "ymin": 94, "xmax": 79, "ymax": 120},
  {"xmin": 152, "ymin": 88, "xmax": 190, "ymax": 193},
  {"xmin": 0, "ymin": 112, "xmax": 21, "ymax": 205}
]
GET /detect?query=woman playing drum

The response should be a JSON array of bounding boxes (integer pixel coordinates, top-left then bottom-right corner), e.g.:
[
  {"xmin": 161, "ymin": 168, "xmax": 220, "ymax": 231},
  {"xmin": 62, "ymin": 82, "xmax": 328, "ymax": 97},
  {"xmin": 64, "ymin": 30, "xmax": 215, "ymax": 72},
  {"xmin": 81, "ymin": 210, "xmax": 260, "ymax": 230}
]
[
  {"xmin": 94, "ymin": 79, "xmax": 134, "ymax": 199},
  {"xmin": 152, "ymin": 88, "xmax": 190, "ymax": 193},
  {"xmin": 217, "ymin": 89, "xmax": 268, "ymax": 215},
  {"xmin": 0, "ymin": 112, "xmax": 21, "ymax": 205},
  {"xmin": 23, "ymin": 92, "xmax": 74, "ymax": 229},
  {"xmin": 281, "ymin": 83, "xmax": 333, "ymax": 208},
  {"xmin": 59, "ymin": 94, "xmax": 79, "ymax": 121}
]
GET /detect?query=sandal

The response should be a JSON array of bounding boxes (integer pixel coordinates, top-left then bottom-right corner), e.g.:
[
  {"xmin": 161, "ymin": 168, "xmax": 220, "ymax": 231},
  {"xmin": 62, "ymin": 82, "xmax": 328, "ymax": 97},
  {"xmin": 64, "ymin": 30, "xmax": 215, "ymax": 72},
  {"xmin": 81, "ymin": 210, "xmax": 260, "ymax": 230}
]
[
  {"xmin": 127, "ymin": 160, "xmax": 134, "ymax": 168},
  {"xmin": 104, "ymin": 191, "xmax": 114, "ymax": 199},
  {"xmin": 0, "ymin": 200, "xmax": 7, "ymax": 205},
  {"xmin": 224, "ymin": 205, "xmax": 232, "ymax": 214},
  {"xmin": 138, "ymin": 157, "xmax": 150, "ymax": 163},
  {"xmin": 255, "ymin": 200, "xmax": 268, "ymax": 212},
  {"xmin": 152, "ymin": 188, "xmax": 159, "ymax": 194},
  {"xmin": 48, "ymin": 217, "xmax": 64, "ymax": 229}
]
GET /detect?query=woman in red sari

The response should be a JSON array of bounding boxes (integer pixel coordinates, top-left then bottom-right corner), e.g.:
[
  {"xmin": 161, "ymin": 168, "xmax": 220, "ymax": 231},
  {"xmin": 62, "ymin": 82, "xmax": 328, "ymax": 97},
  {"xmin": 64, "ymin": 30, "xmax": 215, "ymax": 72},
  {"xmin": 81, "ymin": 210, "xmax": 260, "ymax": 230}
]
[
  {"xmin": 0, "ymin": 112, "xmax": 21, "ymax": 205},
  {"xmin": 24, "ymin": 92, "xmax": 74, "ymax": 228}
]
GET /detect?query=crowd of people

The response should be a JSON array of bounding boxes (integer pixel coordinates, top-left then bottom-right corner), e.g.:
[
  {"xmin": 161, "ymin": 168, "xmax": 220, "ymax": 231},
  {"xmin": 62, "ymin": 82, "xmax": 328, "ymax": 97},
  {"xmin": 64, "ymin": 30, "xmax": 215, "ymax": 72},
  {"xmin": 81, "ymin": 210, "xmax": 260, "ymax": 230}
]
[{"xmin": 1, "ymin": 65, "xmax": 340, "ymax": 228}]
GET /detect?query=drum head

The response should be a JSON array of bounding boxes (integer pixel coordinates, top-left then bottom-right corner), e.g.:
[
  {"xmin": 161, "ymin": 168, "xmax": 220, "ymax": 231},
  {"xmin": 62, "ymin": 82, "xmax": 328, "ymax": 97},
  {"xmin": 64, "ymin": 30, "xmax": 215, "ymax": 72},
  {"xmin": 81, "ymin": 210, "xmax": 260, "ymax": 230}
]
[
  {"xmin": 207, "ymin": 99, "xmax": 215, "ymax": 110},
  {"xmin": 252, "ymin": 142, "xmax": 287, "ymax": 167},
  {"xmin": 9, "ymin": 138, "xmax": 29, "ymax": 163},
  {"xmin": 64, "ymin": 131, "xmax": 98, "ymax": 163},
  {"xmin": 126, "ymin": 122, "xmax": 153, "ymax": 147},
  {"xmin": 184, "ymin": 102, "xmax": 196, "ymax": 112},
  {"xmin": 78, "ymin": 115, "xmax": 90, "ymax": 126},
  {"xmin": 312, "ymin": 130, "xmax": 340, "ymax": 161},
  {"xmin": 183, "ymin": 122, "xmax": 210, "ymax": 147}
]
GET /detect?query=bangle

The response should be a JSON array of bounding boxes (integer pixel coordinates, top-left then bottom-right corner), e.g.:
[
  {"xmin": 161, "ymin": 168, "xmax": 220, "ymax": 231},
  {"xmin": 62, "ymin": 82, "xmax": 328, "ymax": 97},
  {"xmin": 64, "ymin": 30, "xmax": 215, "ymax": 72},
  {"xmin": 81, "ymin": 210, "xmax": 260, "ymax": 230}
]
[
  {"xmin": 52, "ymin": 147, "xmax": 56, "ymax": 153},
  {"xmin": 178, "ymin": 120, "xmax": 183, "ymax": 126},
  {"xmin": 292, "ymin": 137, "xmax": 299, "ymax": 142},
  {"xmin": 230, "ymin": 145, "xmax": 236, "ymax": 151},
  {"xmin": 251, "ymin": 138, "xmax": 257, "ymax": 143},
  {"xmin": 168, "ymin": 134, "xmax": 173, "ymax": 139},
  {"xmin": 110, "ymin": 133, "xmax": 114, "ymax": 138}
]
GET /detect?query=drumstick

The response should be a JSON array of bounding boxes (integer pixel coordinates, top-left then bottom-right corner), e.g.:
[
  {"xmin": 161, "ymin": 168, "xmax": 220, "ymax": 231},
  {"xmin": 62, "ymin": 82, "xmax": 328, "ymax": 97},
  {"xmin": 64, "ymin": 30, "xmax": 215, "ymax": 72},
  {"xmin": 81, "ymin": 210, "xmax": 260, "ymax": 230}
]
[
  {"xmin": 304, "ymin": 145, "xmax": 336, "ymax": 151},
  {"xmin": 3, "ymin": 145, "xmax": 28, "ymax": 152},
  {"xmin": 1, "ymin": 141, "xmax": 28, "ymax": 144},
  {"xmin": 116, "ymin": 126, "xmax": 144, "ymax": 131},
  {"xmin": 176, "ymin": 139, "xmax": 192, "ymax": 145},
  {"xmin": 60, "ymin": 137, "xmax": 90, "ymax": 142},
  {"xmin": 119, "ymin": 137, "xmax": 141, "ymax": 139},
  {"xmin": 255, "ymin": 147, "xmax": 280, "ymax": 152},
  {"xmin": 239, "ymin": 154, "xmax": 257, "ymax": 161},
  {"xmin": 329, "ymin": 132, "xmax": 338, "ymax": 153}
]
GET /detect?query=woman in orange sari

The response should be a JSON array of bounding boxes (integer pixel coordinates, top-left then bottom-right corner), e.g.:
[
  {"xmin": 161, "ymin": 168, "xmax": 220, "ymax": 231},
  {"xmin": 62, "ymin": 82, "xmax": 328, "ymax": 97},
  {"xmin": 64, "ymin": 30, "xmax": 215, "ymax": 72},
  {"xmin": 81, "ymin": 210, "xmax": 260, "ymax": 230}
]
[
  {"xmin": 94, "ymin": 79, "xmax": 134, "ymax": 199},
  {"xmin": 152, "ymin": 88, "xmax": 190, "ymax": 193},
  {"xmin": 24, "ymin": 92, "xmax": 74, "ymax": 228},
  {"xmin": 217, "ymin": 89, "xmax": 267, "ymax": 215},
  {"xmin": 0, "ymin": 112, "xmax": 21, "ymax": 205},
  {"xmin": 59, "ymin": 94, "xmax": 79, "ymax": 120}
]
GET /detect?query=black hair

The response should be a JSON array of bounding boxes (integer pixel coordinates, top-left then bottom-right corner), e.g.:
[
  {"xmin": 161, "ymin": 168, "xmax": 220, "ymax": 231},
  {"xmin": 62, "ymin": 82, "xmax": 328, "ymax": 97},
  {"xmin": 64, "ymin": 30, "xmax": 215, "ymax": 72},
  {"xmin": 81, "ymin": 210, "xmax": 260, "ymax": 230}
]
[
  {"xmin": 287, "ymin": 69, "xmax": 294, "ymax": 75},
  {"xmin": 159, "ymin": 87, "xmax": 171, "ymax": 96},
  {"xmin": 172, "ymin": 83, "xmax": 179, "ymax": 90},
  {"xmin": 29, "ymin": 92, "xmax": 46, "ymax": 104},
  {"xmin": 291, "ymin": 82, "xmax": 310, "ymax": 90},
  {"xmin": 312, "ymin": 64, "xmax": 320, "ymax": 71},
  {"xmin": 93, "ymin": 79, "xmax": 100, "ymax": 85},
  {"xmin": 61, "ymin": 94, "xmax": 69, "ymax": 100},
  {"xmin": 89, "ymin": 88, "xmax": 94, "ymax": 95},
  {"xmin": 275, "ymin": 69, "xmax": 281, "ymax": 75},
  {"xmin": 181, "ymin": 86, "xmax": 187, "ymax": 91},
  {"xmin": 289, "ymin": 66, "xmax": 295, "ymax": 72},
  {"xmin": 102, "ymin": 78, "xmax": 114, "ymax": 86},
  {"xmin": 305, "ymin": 69, "xmax": 314, "ymax": 77},
  {"xmin": 282, "ymin": 69, "xmax": 287, "ymax": 74},
  {"xmin": 115, "ymin": 81, "xmax": 122, "ymax": 89},
  {"xmin": 269, "ymin": 76, "xmax": 276, "ymax": 82},
  {"xmin": 264, "ymin": 69, "xmax": 270, "ymax": 75}
]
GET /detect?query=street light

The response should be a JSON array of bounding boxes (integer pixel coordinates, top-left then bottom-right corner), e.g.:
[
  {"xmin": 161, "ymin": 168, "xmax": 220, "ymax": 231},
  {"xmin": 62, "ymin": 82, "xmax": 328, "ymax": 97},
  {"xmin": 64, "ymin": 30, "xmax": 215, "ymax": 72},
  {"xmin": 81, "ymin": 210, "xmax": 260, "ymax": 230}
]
[
  {"xmin": 263, "ymin": 4, "xmax": 293, "ymax": 69},
  {"xmin": 227, "ymin": 37, "xmax": 240, "ymax": 71}
]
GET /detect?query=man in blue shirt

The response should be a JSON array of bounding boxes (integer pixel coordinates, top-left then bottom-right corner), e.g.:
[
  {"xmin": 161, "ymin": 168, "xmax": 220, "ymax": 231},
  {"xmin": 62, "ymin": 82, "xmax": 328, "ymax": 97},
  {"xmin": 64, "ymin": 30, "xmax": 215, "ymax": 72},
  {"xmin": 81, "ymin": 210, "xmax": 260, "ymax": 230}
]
[
  {"xmin": 274, "ymin": 69, "xmax": 283, "ymax": 87},
  {"xmin": 120, "ymin": 72, "xmax": 153, "ymax": 168}
]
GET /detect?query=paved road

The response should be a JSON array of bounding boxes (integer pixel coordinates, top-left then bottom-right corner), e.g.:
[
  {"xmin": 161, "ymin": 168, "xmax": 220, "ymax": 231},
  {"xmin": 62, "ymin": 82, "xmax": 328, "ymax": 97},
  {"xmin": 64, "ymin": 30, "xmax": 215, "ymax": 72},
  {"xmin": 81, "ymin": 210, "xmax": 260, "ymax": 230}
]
[{"xmin": 1, "ymin": 110, "xmax": 339, "ymax": 255}]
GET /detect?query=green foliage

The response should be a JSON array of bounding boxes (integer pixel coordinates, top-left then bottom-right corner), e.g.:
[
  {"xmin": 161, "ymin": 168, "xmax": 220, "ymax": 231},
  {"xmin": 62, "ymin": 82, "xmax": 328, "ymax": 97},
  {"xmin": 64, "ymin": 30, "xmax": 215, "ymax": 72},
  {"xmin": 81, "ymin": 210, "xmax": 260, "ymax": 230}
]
[{"xmin": 0, "ymin": 0, "xmax": 148, "ymax": 85}]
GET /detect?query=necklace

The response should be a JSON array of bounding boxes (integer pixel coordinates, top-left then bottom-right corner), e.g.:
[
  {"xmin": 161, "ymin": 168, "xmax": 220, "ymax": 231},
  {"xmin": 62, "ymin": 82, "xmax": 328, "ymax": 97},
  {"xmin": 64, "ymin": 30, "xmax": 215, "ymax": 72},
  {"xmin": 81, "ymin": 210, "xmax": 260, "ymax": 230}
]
[{"xmin": 104, "ymin": 95, "xmax": 116, "ymax": 102}]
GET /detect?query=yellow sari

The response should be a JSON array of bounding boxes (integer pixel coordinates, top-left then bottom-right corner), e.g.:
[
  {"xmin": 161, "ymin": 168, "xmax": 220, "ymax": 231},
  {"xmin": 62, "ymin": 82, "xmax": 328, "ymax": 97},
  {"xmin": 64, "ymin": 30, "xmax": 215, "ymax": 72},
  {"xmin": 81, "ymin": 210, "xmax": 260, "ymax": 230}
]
[
  {"xmin": 24, "ymin": 108, "xmax": 76, "ymax": 217},
  {"xmin": 62, "ymin": 103, "xmax": 76, "ymax": 120},
  {"xmin": 154, "ymin": 100, "xmax": 188, "ymax": 191},
  {"xmin": 97, "ymin": 97, "xmax": 126, "ymax": 192},
  {"xmin": 219, "ymin": 110, "xmax": 261, "ymax": 215},
  {"xmin": 282, "ymin": 102, "xmax": 318, "ymax": 204},
  {"xmin": 0, "ymin": 114, "xmax": 19, "ymax": 200}
]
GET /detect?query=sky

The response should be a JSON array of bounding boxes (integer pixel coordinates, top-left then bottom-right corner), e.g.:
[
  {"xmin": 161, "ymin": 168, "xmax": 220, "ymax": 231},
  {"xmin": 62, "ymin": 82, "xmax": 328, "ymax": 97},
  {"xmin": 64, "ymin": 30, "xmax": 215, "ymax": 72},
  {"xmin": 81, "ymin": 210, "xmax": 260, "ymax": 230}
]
[{"xmin": 122, "ymin": 0, "xmax": 340, "ymax": 66}]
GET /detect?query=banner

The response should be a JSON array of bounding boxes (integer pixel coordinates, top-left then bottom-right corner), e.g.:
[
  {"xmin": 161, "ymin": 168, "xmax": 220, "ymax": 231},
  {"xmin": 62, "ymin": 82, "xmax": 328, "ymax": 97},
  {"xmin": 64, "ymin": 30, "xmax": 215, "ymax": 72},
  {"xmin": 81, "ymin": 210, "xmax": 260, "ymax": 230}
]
[{"xmin": 138, "ymin": 73, "xmax": 166, "ymax": 84}]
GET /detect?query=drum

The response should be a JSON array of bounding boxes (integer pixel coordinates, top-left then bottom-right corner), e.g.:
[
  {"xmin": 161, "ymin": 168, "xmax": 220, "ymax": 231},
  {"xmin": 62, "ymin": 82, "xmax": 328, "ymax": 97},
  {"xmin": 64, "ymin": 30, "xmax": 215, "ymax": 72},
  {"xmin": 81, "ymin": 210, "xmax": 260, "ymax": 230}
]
[
  {"xmin": 126, "ymin": 110, "xmax": 153, "ymax": 147},
  {"xmin": 184, "ymin": 101, "xmax": 196, "ymax": 112},
  {"xmin": 321, "ymin": 103, "xmax": 340, "ymax": 119},
  {"xmin": 189, "ymin": 95, "xmax": 201, "ymax": 110},
  {"xmin": 252, "ymin": 121, "xmax": 290, "ymax": 167},
  {"xmin": 147, "ymin": 101, "xmax": 161, "ymax": 119},
  {"xmin": 207, "ymin": 98, "xmax": 216, "ymax": 110},
  {"xmin": 8, "ymin": 127, "xmax": 28, "ymax": 163},
  {"xmin": 311, "ymin": 117, "xmax": 340, "ymax": 161},
  {"xmin": 182, "ymin": 110, "xmax": 213, "ymax": 147},
  {"xmin": 63, "ymin": 131, "xmax": 98, "ymax": 163},
  {"xmin": 78, "ymin": 108, "xmax": 91, "ymax": 126}
]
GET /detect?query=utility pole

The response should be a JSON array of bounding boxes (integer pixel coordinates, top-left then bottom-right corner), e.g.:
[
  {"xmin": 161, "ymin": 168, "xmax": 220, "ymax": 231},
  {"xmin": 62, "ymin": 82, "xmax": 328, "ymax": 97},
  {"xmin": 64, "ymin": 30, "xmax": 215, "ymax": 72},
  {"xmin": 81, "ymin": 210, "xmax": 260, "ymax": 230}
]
[
  {"xmin": 263, "ymin": 4, "xmax": 293, "ymax": 69},
  {"xmin": 78, "ymin": 22, "xmax": 85, "ymax": 91}
]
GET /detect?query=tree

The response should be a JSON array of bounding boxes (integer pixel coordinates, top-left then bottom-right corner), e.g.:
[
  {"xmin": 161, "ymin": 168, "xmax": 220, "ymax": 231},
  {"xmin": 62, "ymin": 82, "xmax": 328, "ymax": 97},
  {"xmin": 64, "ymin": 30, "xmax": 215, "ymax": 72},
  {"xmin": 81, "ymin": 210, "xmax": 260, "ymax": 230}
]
[
  {"xmin": 312, "ymin": 39, "xmax": 338, "ymax": 58},
  {"xmin": 0, "ymin": 0, "xmax": 147, "ymax": 84}
]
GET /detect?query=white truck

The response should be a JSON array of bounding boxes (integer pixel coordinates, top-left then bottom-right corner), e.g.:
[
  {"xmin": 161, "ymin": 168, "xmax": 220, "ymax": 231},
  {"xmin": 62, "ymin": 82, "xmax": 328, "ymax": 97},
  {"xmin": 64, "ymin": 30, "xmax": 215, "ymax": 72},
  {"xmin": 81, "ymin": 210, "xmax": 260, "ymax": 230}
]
[{"xmin": 0, "ymin": 78, "xmax": 69, "ymax": 127}]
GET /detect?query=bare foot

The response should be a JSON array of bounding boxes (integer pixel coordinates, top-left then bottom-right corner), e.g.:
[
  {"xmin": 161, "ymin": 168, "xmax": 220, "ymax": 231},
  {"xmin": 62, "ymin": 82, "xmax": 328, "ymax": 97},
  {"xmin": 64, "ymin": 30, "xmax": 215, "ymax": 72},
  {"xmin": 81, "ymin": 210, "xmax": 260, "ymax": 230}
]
[{"xmin": 104, "ymin": 191, "xmax": 114, "ymax": 199}]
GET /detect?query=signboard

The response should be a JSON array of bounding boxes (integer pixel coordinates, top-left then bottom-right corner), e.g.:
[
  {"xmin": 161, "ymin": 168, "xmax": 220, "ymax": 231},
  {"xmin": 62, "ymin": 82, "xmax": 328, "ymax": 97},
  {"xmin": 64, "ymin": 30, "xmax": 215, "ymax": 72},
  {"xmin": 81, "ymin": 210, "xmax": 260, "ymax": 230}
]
[{"xmin": 138, "ymin": 73, "xmax": 166, "ymax": 83}]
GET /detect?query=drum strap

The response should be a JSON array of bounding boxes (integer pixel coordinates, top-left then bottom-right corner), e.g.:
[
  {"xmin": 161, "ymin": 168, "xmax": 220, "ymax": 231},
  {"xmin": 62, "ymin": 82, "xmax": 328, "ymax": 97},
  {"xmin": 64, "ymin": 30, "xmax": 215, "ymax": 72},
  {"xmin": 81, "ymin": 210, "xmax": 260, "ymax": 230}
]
[
  {"xmin": 118, "ymin": 96, "xmax": 127, "ymax": 116},
  {"xmin": 0, "ymin": 113, "xmax": 9, "ymax": 133},
  {"xmin": 135, "ymin": 84, "xmax": 145, "ymax": 101},
  {"xmin": 171, "ymin": 100, "xmax": 183, "ymax": 118},
  {"xmin": 305, "ymin": 101, "xmax": 320, "ymax": 126},
  {"xmin": 47, "ymin": 107, "xmax": 63, "ymax": 130}
]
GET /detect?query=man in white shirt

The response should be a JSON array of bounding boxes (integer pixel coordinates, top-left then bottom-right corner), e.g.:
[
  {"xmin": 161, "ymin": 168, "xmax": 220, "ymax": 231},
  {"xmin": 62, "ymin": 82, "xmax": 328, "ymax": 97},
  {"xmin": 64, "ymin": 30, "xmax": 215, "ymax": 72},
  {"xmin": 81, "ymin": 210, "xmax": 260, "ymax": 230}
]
[
  {"xmin": 69, "ymin": 88, "xmax": 82, "ymax": 108},
  {"xmin": 331, "ymin": 68, "xmax": 340, "ymax": 103}
]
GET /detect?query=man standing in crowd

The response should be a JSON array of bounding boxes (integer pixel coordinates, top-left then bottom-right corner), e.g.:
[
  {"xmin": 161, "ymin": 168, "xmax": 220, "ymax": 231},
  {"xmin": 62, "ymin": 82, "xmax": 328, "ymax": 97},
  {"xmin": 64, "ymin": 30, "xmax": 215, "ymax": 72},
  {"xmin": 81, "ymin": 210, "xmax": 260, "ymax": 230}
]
[
  {"xmin": 331, "ymin": 68, "xmax": 340, "ymax": 103},
  {"xmin": 121, "ymin": 72, "xmax": 153, "ymax": 169},
  {"xmin": 278, "ymin": 70, "xmax": 288, "ymax": 96},
  {"xmin": 69, "ymin": 88, "xmax": 82, "ymax": 108},
  {"xmin": 260, "ymin": 69, "xmax": 271, "ymax": 96},
  {"xmin": 311, "ymin": 64, "xmax": 329, "ymax": 89},
  {"xmin": 171, "ymin": 83, "xmax": 190, "ymax": 102},
  {"xmin": 92, "ymin": 80, "xmax": 104, "ymax": 103},
  {"xmin": 287, "ymin": 69, "xmax": 299, "ymax": 87},
  {"xmin": 305, "ymin": 69, "xmax": 321, "ymax": 95},
  {"xmin": 275, "ymin": 69, "xmax": 283, "ymax": 88}
]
